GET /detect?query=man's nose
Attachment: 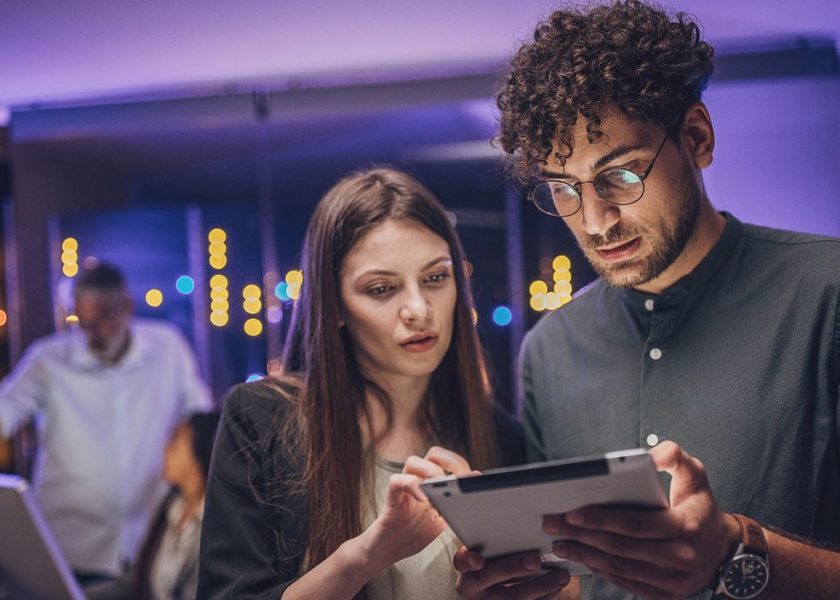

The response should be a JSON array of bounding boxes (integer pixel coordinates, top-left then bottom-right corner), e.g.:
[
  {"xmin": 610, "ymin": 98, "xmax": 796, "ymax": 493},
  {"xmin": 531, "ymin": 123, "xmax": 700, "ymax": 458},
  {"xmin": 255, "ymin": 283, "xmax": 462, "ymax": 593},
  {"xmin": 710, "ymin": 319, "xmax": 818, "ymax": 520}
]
[{"xmin": 578, "ymin": 183, "xmax": 620, "ymax": 237}]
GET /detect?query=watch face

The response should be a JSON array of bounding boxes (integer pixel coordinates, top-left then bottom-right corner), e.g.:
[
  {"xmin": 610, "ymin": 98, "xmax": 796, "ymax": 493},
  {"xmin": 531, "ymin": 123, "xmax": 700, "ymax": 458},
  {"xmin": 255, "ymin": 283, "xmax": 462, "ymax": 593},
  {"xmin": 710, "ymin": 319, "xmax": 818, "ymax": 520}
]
[{"xmin": 722, "ymin": 554, "xmax": 769, "ymax": 599}]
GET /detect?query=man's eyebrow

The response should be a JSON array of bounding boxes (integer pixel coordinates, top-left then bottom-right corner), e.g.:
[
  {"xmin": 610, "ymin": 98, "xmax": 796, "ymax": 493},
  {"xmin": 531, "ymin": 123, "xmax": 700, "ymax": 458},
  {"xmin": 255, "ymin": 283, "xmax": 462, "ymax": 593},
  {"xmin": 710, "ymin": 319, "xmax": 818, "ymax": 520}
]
[{"xmin": 540, "ymin": 143, "xmax": 647, "ymax": 180}]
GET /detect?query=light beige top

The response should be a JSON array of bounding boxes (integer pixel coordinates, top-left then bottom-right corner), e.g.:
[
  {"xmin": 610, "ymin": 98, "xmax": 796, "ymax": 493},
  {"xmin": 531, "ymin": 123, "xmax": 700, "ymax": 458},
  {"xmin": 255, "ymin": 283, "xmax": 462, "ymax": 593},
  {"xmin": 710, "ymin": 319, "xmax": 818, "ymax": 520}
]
[{"xmin": 361, "ymin": 456, "xmax": 462, "ymax": 600}]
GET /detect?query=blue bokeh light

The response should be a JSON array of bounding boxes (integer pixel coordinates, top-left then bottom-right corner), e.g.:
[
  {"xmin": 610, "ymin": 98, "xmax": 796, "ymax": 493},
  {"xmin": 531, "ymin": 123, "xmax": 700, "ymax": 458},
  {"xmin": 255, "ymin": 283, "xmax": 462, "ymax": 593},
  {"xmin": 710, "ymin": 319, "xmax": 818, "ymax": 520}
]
[
  {"xmin": 274, "ymin": 281, "xmax": 291, "ymax": 302},
  {"xmin": 245, "ymin": 373, "xmax": 265, "ymax": 383},
  {"xmin": 492, "ymin": 306, "xmax": 513, "ymax": 326},
  {"xmin": 176, "ymin": 275, "xmax": 195, "ymax": 295}
]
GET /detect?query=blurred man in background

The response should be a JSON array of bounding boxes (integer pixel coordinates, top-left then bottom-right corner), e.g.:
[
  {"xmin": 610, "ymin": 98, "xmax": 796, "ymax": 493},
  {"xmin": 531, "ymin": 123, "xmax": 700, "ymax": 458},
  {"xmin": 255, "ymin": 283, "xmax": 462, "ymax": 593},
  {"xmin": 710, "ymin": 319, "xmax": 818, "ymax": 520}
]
[{"xmin": 0, "ymin": 262, "xmax": 212, "ymax": 584}]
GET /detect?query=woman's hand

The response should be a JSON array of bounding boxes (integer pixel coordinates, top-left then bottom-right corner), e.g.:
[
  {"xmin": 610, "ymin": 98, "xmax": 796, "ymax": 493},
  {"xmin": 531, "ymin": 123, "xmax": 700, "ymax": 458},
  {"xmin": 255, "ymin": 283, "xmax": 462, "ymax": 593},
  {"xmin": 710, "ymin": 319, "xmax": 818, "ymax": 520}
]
[{"xmin": 358, "ymin": 445, "xmax": 475, "ymax": 574}]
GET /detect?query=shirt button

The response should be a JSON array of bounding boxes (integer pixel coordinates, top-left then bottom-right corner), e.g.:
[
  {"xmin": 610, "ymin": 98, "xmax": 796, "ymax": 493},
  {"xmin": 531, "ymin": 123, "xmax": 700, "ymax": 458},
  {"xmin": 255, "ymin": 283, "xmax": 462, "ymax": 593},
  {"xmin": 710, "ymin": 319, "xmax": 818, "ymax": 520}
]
[
  {"xmin": 649, "ymin": 348, "xmax": 662, "ymax": 360},
  {"xmin": 644, "ymin": 299, "xmax": 655, "ymax": 311},
  {"xmin": 646, "ymin": 433, "xmax": 660, "ymax": 447}
]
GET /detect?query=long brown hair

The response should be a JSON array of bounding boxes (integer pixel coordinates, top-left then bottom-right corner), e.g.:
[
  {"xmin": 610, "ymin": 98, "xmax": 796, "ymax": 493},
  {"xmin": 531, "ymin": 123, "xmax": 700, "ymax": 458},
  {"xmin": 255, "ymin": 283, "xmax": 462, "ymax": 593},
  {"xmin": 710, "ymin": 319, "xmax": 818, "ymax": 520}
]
[{"xmin": 281, "ymin": 167, "xmax": 502, "ymax": 576}]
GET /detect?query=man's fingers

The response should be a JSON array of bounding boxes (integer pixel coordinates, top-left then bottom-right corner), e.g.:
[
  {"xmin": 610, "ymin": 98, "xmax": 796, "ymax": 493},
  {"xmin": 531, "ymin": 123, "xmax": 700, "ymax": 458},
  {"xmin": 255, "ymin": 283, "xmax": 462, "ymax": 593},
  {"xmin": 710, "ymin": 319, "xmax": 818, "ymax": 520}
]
[
  {"xmin": 455, "ymin": 551, "xmax": 543, "ymax": 594},
  {"xmin": 649, "ymin": 440, "xmax": 711, "ymax": 505},
  {"xmin": 553, "ymin": 541, "xmax": 685, "ymax": 592},
  {"xmin": 544, "ymin": 505, "xmax": 679, "ymax": 540},
  {"xmin": 453, "ymin": 546, "xmax": 485, "ymax": 573}
]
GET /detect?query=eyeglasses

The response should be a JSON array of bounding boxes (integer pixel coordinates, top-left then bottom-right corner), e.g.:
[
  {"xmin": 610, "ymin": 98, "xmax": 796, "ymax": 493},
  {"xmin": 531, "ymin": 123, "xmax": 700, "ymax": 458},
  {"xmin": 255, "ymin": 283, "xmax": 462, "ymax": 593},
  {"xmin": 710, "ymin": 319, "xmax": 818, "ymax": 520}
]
[{"xmin": 528, "ymin": 134, "xmax": 670, "ymax": 218}]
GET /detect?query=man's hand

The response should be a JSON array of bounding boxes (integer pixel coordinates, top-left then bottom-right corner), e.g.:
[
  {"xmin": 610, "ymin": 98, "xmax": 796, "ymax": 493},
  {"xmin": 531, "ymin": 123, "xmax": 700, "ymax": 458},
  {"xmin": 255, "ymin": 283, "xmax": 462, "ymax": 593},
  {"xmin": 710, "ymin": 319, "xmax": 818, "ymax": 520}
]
[
  {"xmin": 454, "ymin": 547, "xmax": 571, "ymax": 599},
  {"xmin": 542, "ymin": 441, "xmax": 738, "ymax": 600}
]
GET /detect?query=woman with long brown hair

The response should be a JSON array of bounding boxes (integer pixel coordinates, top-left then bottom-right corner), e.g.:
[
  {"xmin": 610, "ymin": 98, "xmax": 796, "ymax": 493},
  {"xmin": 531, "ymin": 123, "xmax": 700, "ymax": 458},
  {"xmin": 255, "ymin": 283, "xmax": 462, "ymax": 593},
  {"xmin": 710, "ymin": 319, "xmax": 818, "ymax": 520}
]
[{"xmin": 198, "ymin": 167, "xmax": 524, "ymax": 599}]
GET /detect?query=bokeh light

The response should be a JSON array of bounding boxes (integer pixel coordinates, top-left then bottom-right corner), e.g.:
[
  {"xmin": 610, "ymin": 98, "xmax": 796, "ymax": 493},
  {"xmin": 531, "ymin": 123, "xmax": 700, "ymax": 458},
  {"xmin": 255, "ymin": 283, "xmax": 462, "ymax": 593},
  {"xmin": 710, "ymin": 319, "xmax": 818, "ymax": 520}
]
[
  {"xmin": 145, "ymin": 289, "xmax": 163, "ymax": 308},
  {"xmin": 492, "ymin": 306, "xmax": 513, "ymax": 326},
  {"xmin": 0, "ymin": 310, "xmax": 8, "ymax": 327},
  {"xmin": 176, "ymin": 275, "xmax": 195, "ymax": 295},
  {"xmin": 245, "ymin": 373, "xmax": 264, "ymax": 383},
  {"xmin": 274, "ymin": 282, "xmax": 290, "ymax": 302},
  {"xmin": 244, "ymin": 318, "xmax": 263, "ymax": 336}
]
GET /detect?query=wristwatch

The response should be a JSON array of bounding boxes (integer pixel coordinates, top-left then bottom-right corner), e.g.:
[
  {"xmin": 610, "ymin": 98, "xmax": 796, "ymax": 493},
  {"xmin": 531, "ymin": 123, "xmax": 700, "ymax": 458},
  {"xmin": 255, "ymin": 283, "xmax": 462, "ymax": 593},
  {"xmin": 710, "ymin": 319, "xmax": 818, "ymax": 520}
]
[{"xmin": 713, "ymin": 514, "xmax": 770, "ymax": 599}]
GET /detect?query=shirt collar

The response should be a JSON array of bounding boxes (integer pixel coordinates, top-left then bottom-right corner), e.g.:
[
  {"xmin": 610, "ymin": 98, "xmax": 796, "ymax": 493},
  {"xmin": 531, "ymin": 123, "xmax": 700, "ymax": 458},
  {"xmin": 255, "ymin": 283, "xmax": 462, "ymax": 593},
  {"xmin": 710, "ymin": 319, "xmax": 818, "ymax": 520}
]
[
  {"xmin": 68, "ymin": 321, "xmax": 154, "ymax": 370},
  {"xmin": 620, "ymin": 212, "xmax": 743, "ymax": 307}
]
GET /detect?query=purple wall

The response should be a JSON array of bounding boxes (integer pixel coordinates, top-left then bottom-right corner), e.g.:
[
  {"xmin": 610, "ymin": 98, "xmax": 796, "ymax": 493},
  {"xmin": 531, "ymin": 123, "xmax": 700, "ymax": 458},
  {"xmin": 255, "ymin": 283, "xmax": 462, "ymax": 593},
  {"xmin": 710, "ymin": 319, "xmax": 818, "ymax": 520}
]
[{"xmin": 704, "ymin": 77, "xmax": 840, "ymax": 237}]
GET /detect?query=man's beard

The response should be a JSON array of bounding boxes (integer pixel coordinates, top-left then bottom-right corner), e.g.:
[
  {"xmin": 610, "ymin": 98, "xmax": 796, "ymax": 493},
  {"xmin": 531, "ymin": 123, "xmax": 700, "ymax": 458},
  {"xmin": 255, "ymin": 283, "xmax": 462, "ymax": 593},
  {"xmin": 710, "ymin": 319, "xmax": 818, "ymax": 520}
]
[{"xmin": 580, "ymin": 180, "xmax": 702, "ymax": 289}]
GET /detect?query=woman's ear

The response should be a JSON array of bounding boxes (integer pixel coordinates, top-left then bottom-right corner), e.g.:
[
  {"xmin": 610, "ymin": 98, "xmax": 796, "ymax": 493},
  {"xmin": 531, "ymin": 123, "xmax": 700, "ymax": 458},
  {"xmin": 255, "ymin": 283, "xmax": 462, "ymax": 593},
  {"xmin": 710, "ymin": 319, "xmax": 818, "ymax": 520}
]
[{"xmin": 680, "ymin": 102, "xmax": 715, "ymax": 169}]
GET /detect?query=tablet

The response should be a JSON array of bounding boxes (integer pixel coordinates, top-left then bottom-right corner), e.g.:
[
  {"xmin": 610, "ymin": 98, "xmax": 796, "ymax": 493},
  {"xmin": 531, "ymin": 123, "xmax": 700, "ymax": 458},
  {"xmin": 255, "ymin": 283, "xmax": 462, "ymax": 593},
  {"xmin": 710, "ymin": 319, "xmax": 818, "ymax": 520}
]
[
  {"xmin": 0, "ymin": 474, "xmax": 85, "ymax": 600},
  {"xmin": 420, "ymin": 448, "xmax": 668, "ymax": 575}
]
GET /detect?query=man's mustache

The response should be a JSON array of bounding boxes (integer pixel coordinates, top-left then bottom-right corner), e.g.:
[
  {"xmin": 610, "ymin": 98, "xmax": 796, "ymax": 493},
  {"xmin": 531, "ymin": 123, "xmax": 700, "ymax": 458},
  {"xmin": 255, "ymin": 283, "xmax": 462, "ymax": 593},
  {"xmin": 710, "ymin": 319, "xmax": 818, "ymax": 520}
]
[{"xmin": 583, "ymin": 225, "xmax": 641, "ymax": 251}]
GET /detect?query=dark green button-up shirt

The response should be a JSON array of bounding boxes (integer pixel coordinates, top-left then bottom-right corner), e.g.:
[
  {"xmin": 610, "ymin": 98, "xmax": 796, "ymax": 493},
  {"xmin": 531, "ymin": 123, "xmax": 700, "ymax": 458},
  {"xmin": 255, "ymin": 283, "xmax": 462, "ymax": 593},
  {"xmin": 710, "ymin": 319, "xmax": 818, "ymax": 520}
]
[{"xmin": 521, "ymin": 214, "xmax": 840, "ymax": 600}]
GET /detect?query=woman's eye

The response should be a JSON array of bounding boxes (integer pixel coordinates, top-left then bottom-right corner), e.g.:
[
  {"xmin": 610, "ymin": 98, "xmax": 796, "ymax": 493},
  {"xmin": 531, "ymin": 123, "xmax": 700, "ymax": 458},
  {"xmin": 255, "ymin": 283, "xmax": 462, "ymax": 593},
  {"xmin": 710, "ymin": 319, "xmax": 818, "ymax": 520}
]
[
  {"xmin": 367, "ymin": 285, "xmax": 392, "ymax": 296},
  {"xmin": 426, "ymin": 271, "xmax": 451, "ymax": 284}
]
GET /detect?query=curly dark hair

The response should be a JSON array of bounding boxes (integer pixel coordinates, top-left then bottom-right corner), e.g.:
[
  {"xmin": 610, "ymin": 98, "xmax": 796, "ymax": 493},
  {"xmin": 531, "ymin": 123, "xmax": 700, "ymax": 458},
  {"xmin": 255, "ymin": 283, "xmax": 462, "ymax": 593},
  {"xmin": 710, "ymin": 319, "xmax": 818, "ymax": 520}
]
[{"xmin": 497, "ymin": 0, "xmax": 714, "ymax": 181}]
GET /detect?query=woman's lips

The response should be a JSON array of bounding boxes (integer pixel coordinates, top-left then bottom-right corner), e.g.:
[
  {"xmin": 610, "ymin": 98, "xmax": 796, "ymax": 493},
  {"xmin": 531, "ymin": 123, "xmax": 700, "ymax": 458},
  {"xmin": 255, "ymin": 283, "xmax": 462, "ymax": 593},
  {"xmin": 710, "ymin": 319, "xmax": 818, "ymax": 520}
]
[
  {"xmin": 595, "ymin": 237, "xmax": 641, "ymax": 262},
  {"xmin": 400, "ymin": 334, "xmax": 438, "ymax": 353}
]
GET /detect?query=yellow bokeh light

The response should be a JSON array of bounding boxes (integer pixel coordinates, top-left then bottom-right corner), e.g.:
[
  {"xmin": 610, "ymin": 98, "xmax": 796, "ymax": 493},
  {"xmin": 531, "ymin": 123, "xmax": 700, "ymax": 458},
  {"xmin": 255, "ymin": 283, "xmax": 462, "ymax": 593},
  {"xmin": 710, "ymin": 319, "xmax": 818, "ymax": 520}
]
[
  {"xmin": 62, "ymin": 238, "xmax": 78, "ymax": 252},
  {"xmin": 560, "ymin": 295, "xmax": 572, "ymax": 307},
  {"xmin": 554, "ymin": 281, "xmax": 573, "ymax": 296},
  {"xmin": 0, "ymin": 310, "xmax": 8, "ymax": 327},
  {"xmin": 209, "ymin": 274, "xmax": 228, "ymax": 289},
  {"xmin": 210, "ymin": 311, "xmax": 229, "ymax": 327},
  {"xmin": 61, "ymin": 250, "xmax": 78, "ymax": 264},
  {"xmin": 208, "ymin": 228, "xmax": 227, "ymax": 244},
  {"xmin": 529, "ymin": 294, "xmax": 546, "ymax": 312},
  {"xmin": 553, "ymin": 270, "xmax": 572, "ymax": 282},
  {"xmin": 545, "ymin": 292, "xmax": 561, "ymax": 310},
  {"xmin": 145, "ymin": 289, "xmax": 163, "ymax": 308},
  {"xmin": 244, "ymin": 318, "xmax": 263, "ymax": 336},
  {"xmin": 209, "ymin": 255, "xmax": 227, "ymax": 270},
  {"xmin": 243, "ymin": 299, "xmax": 262, "ymax": 315},
  {"xmin": 208, "ymin": 241, "xmax": 227, "ymax": 255},
  {"xmin": 471, "ymin": 308, "xmax": 478, "ymax": 324},
  {"xmin": 210, "ymin": 299, "xmax": 230, "ymax": 312},
  {"xmin": 285, "ymin": 270, "xmax": 303, "ymax": 285},
  {"xmin": 242, "ymin": 284, "xmax": 261, "ymax": 299},
  {"xmin": 529, "ymin": 280, "xmax": 548, "ymax": 296},
  {"xmin": 287, "ymin": 283, "xmax": 301, "ymax": 300},
  {"xmin": 210, "ymin": 288, "xmax": 228, "ymax": 300},
  {"xmin": 553, "ymin": 255, "xmax": 571, "ymax": 271},
  {"xmin": 63, "ymin": 263, "xmax": 79, "ymax": 277},
  {"xmin": 65, "ymin": 314, "xmax": 79, "ymax": 325}
]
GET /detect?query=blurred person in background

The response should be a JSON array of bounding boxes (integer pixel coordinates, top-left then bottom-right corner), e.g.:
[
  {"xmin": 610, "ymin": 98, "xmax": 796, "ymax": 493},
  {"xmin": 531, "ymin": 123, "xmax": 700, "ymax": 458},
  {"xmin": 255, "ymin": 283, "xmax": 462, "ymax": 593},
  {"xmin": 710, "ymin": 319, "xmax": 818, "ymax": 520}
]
[
  {"xmin": 0, "ymin": 262, "xmax": 213, "ymax": 585},
  {"xmin": 88, "ymin": 411, "xmax": 221, "ymax": 600},
  {"xmin": 198, "ymin": 167, "xmax": 532, "ymax": 600}
]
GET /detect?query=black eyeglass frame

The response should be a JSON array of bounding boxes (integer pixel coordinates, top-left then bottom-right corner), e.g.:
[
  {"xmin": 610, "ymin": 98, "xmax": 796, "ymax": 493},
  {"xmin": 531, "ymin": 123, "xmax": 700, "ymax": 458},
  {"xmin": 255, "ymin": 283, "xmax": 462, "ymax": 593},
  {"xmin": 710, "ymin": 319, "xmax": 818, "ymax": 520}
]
[{"xmin": 528, "ymin": 133, "xmax": 671, "ymax": 218}]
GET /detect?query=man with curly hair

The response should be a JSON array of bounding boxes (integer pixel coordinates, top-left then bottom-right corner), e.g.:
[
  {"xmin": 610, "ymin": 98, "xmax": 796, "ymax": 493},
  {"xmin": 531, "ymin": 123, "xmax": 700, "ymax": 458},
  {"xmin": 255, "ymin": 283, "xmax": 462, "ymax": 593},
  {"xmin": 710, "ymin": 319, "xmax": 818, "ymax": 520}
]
[{"xmin": 453, "ymin": 2, "xmax": 840, "ymax": 599}]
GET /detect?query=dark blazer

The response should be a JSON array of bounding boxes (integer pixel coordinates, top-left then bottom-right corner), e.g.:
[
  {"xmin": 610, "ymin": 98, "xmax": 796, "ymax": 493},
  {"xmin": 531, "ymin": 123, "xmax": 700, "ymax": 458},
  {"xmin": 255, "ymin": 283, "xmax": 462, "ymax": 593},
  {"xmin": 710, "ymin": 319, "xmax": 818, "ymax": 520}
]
[{"xmin": 197, "ymin": 382, "xmax": 525, "ymax": 599}]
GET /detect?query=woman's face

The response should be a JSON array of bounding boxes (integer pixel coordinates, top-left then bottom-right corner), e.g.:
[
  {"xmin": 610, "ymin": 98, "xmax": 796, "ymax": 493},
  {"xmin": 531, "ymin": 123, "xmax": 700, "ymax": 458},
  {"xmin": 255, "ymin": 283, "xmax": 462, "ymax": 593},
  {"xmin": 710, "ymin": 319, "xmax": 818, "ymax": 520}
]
[
  {"xmin": 163, "ymin": 423, "xmax": 199, "ymax": 486},
  {"xmin": 339, "ymin": 218, "xmax": 457, "ymax": 388}
]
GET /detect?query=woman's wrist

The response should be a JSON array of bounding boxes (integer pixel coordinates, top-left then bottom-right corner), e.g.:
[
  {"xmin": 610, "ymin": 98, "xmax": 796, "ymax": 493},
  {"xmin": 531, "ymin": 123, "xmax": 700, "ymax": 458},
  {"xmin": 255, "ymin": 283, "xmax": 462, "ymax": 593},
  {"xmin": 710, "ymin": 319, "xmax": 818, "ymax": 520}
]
[{"xmin": 341, "ymin": 526, "xmax": 389, "ymax": 582}]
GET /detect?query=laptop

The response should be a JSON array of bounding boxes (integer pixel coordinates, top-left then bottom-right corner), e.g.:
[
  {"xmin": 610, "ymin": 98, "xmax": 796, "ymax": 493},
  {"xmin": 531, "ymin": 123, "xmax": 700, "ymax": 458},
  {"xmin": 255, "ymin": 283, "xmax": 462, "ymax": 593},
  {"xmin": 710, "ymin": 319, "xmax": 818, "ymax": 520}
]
[{"xmin": 0, "ymin": 474, "xmax": 85, "ymax": 600}]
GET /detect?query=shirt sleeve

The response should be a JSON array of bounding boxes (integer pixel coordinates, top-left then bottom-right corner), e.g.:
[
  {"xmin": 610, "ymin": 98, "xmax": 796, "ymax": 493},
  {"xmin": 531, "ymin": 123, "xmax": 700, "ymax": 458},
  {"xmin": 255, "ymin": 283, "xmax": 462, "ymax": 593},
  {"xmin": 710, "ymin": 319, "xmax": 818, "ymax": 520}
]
[
  {"xmin": 519, "ymin": 330, "xmax": 548, "ymax": 463},
  {"xmin": 0, "ymin": 343, "xmax": 48, "ymax": 438},
  {"xmin": 198, "ymin": 384, "xmax": 301, "ymax": 600},
  {"xmin": 169, "ymin": 327, "xmax": 214, "ymax": 414}
]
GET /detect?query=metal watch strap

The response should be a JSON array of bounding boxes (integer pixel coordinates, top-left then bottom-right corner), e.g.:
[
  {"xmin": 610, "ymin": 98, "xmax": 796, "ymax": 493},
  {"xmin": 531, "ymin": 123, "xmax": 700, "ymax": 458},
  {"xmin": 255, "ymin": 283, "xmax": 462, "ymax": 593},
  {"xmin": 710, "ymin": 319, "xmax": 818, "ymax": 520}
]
[{"xmin": 732, "ymin": 514, "xmax": 768, "ymax": 558}]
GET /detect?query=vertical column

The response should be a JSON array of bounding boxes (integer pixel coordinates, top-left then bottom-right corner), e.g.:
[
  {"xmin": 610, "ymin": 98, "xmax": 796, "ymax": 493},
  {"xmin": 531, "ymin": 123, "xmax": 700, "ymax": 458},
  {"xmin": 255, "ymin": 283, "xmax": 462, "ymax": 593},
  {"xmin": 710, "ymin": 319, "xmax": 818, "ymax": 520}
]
[
  {"xmin": 186, "ymin": 204, "xmax": 211, "ymax": 383},
  {"xmin": 504, "ymin": 185, "xmax": 526, "ymax": 413}
]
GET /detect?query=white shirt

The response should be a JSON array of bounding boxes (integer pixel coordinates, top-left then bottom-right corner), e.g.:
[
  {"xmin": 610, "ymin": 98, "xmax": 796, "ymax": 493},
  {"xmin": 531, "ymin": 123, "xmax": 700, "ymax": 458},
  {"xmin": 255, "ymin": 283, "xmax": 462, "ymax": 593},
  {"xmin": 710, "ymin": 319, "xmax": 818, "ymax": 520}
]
[
  {"xmin": 0, "ymin": 318, "xmax": 212, "ymax": 575},
  {"xmin": 149, "ymin": 495, "xmax": 203, "ymax": 600}
]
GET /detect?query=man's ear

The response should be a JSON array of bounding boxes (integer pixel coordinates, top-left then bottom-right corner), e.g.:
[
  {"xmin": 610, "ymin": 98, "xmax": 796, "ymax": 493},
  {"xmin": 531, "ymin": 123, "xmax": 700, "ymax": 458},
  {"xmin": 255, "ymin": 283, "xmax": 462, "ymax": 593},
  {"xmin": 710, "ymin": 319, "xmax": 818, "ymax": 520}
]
[{"xmin": 680, "ymin": 102, "xmax": 714, "ymax": 169}]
